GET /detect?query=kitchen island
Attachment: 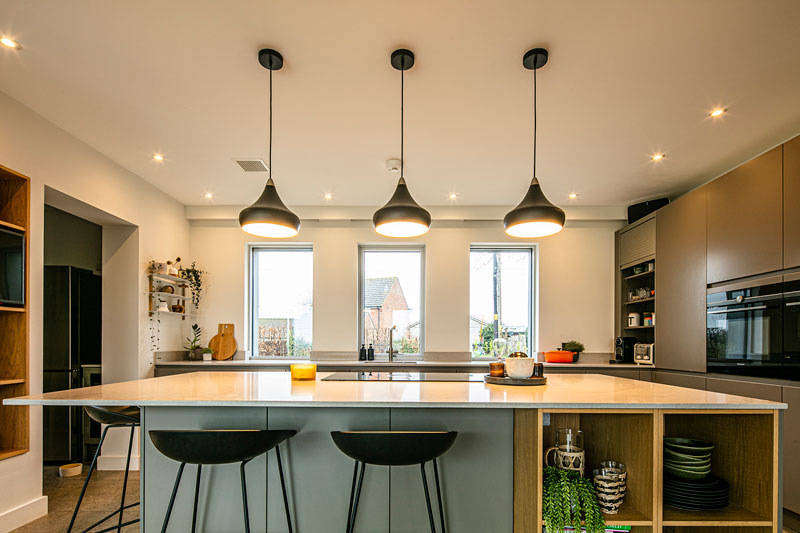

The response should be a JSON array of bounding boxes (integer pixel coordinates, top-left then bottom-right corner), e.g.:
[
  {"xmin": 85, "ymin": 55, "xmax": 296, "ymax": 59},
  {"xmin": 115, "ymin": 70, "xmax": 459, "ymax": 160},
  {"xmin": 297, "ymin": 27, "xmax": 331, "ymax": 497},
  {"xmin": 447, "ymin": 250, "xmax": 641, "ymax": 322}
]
[{"xmin": 5, "ymin": 372, "xmax": 786, "ymax": 532}]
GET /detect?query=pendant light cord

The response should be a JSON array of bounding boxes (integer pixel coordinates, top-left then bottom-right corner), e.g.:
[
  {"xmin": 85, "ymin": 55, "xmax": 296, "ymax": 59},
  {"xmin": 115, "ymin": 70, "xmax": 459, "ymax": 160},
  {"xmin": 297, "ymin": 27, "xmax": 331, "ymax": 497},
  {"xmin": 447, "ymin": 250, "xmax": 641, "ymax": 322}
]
[
  {"xmin": 400, "ymin": 59, "xmax": 405, "ymax": 179},
  {"xmin": 269, "ymin": 65, "xmax": 273, "ymax": 178},
  {"xmin": 532, "ymin": 62, "xmax": 537, "ymax": 181}
]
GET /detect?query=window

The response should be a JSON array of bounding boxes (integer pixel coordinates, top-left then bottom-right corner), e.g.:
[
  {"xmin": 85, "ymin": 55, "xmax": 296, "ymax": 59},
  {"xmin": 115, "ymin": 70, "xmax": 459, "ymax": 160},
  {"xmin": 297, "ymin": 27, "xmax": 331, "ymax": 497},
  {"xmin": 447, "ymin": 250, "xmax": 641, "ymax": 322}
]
[
  {"xmin": 469, "ymin": 247, "xmax": 533, "ymax": 358},
  {"xmin": 250, "ymin": 247, "xmax": 313, "ymax": 358},
  {"xmin": 359, "ymin": 246, "xmax": 424, "ymax": 358}
]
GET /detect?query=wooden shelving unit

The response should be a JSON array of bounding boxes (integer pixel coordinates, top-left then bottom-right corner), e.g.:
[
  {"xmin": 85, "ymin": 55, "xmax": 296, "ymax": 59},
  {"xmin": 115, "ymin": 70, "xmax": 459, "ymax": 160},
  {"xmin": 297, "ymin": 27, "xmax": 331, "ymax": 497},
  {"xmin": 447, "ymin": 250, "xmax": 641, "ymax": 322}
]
[
  {"xmin": 512, "ymin": 408, "xmax": 780, "ymax": 533},
  {"xmin": 148, "ymin": 272, "xmax": 193, "ymax": 320},
  {"xmin": 0, "ymin": 165, "xmax": 30, "ymax": 462}
]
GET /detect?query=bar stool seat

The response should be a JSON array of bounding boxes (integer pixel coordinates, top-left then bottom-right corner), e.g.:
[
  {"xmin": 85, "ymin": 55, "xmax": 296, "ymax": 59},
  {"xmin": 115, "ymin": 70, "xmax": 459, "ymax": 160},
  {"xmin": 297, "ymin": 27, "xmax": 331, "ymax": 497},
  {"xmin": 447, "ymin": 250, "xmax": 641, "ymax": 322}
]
[
  {"xmin": 149, "ymin": 429, "xmax": 296, "ymax": 533},
  {"xmin": 69, "ymin": 406, "xmax": 141, "ymax": 533},
  {"xmin": 331, "ymin": 431, "xmax": 457, "ymax": 533}
]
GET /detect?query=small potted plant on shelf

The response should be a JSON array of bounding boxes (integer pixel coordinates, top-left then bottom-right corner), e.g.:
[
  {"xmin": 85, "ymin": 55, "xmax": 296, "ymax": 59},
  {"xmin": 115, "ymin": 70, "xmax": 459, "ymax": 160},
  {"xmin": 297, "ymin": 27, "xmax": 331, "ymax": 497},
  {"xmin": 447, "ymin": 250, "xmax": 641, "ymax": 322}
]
[
  {"xmin": 185, "ymin": 324, "xmax": 212, "ymax": 361},
  {"xmin": 543, "ymin": 466, "xmax": 605, "ymax": 533},
  {"xmin": 562, "ymin": 340, "xmax": 585, "ymax": 363}
]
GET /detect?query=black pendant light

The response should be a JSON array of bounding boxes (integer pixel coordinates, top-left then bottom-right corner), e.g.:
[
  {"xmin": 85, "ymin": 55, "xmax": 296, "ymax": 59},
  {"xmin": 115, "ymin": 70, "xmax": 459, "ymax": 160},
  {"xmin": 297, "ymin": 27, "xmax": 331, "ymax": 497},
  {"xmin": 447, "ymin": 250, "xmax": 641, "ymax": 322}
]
[
  {"xmin": 373, "ymin": 49, "xmax": 431, "ymax": 238},
  {"xmin": 239, "ymin": 49, "xmax": 301, "ymax": 238},
  {"xmin": 504, "ymin": 48, "xmax": 565, "ymax": 238}
]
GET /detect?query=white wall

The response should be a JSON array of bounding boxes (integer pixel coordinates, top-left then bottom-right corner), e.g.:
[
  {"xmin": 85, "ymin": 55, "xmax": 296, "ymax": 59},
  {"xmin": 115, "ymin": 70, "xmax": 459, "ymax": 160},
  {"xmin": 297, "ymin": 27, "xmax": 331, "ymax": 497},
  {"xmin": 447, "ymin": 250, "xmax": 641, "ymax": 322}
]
[
  {"xmin": 189, "ymin": 219, "xmax": 621, "ymax": 359},
  {"xmin": 0, "ymin": 91, "xmax": 190, "ymax": 530}
]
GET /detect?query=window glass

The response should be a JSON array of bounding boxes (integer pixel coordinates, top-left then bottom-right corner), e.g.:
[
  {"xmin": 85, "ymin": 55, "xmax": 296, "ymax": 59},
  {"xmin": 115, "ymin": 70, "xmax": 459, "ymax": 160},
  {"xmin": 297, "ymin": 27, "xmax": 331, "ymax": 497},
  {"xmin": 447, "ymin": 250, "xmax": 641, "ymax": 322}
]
[
  {"xmin": 469, "ymin": 248, "xmax": 532, "ymax": 358},
  {"xmin": 251, "ymin": 247, "xmax": 313, "ymax": 358},
  {"xmin": 360, "ymin": 248, "xmax": 423, "ymax": 356}
]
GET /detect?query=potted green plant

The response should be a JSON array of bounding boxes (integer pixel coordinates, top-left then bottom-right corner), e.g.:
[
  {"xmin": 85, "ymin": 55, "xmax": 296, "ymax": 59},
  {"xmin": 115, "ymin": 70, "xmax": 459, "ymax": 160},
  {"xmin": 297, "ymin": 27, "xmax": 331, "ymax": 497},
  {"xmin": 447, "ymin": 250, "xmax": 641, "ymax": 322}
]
[
  {"xmin": 185, "ymin": 324, "xmax": 212, "ymax": 361},
  {"xmin": 543, "ymin": 466, "xmax": 605, "ymax": 533},
  {"xmin": 179, "ymin": 261, "xmax": 205, "ymax": 310},
  {"xmin": 562, "ymin": 340, "xmax": 585, "ymax": 363}
]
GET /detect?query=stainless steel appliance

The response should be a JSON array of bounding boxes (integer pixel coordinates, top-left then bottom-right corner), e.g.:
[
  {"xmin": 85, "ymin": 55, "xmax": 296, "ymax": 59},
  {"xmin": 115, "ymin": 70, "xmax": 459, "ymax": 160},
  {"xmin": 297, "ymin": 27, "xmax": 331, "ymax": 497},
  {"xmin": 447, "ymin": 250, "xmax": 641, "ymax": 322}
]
[
  {"xmin": 611, "ymin": 336, "xmax": 637, "ymax": 364},
  {"xmin": 706, "ymin": 276, "xmax": 783, "ymax": 378},
  {"xmin": 633, "ymin": 343, "xmax": 655, "ymax": 365}
]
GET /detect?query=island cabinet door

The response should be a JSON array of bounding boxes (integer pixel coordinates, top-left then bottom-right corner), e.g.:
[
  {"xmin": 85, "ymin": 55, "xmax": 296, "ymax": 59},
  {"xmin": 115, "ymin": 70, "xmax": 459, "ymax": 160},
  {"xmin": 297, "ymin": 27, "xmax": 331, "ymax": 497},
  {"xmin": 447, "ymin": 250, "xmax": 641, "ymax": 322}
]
[
  {"xmin": 784, "ymin": 386, "xmax": 800, "ymax": 514},
  {"xmin": 785, "ymin": 135, "xmax": 800, "ymax": 268},
  {"xmin": 706, "ymin": 145, "xmax": 783, "ymax": 284},
  {"xmin": 655, "ymin": 185, "xmax": 708, "ymax": 372}
]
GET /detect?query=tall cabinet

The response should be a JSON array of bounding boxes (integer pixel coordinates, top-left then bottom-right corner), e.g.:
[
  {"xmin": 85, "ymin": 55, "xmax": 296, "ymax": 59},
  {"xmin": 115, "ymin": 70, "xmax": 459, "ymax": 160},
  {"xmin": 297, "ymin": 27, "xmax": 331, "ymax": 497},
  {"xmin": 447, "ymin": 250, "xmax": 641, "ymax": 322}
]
[
  {"xmin": 655, "ymin": 186, "xmax": 708, "ymax": 372},
  {"xmin": 706, "ymin": 146, "xmax": 783, "ymax": 284},
  {"xmin": 785, "ymin": 136, "xmax": 800, "ymax": 269},
  {"xmin": 0, "ymin": 165, "xmax": 29, "ymax": 461}
]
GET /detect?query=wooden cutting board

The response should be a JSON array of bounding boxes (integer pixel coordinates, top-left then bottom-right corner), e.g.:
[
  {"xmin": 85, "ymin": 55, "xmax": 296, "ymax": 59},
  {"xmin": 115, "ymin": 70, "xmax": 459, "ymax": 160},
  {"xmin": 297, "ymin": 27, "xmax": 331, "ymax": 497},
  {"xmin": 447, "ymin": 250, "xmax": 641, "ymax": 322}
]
[{"xmin": 209, "ymin": 324, "xmax": 237, "ymax": 360}]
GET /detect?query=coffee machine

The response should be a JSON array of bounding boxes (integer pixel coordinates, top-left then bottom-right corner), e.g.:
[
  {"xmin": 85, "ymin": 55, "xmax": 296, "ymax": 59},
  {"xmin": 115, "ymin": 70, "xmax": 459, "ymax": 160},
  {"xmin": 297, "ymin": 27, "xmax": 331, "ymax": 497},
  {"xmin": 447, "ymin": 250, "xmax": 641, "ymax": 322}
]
[{"xmin": 610, "ymin": 336, "xmax": 637, "ymax": 364}]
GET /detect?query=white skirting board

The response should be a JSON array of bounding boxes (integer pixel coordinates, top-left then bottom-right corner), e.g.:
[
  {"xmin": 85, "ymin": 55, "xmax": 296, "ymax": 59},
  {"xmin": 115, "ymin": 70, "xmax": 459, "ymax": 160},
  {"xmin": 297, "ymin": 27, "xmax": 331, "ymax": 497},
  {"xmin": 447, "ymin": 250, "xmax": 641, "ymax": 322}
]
[{"xmin": 0, "ymin": 496, "xmax": 48, "ymax": 532}]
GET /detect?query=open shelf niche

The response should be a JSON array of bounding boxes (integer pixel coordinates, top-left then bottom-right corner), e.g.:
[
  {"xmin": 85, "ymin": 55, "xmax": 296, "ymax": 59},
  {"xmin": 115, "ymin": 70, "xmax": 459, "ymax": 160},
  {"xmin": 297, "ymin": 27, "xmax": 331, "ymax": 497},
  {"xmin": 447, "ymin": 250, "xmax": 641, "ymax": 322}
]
[
  {"xmin": 0, "ymin": 165, "xmax": 30, "ymax": 461},
  {"xmin": 661, "ymin": 411, "xmax": 778, "ymax": 529}
]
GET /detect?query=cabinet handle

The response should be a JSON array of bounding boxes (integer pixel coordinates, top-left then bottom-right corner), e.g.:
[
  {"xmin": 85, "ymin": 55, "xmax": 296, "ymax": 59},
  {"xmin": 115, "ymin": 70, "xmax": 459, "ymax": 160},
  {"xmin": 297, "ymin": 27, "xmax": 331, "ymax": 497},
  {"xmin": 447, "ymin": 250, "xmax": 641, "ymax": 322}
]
[
  {"xmin": 707, "ymin": 305, "xmax": 768, "ymax": 314},
  {"xmin": 787, "ymin": 301, "xmax": 800, "ymax": 308}
]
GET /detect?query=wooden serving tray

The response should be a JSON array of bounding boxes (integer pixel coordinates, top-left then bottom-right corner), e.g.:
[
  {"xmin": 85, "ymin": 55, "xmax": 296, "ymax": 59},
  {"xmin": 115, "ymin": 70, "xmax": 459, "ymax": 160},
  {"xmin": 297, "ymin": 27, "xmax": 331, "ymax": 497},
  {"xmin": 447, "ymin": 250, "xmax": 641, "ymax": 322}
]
[{"xmin": 484, "ymin": 375, "xmax": 547, "ymax": 386}]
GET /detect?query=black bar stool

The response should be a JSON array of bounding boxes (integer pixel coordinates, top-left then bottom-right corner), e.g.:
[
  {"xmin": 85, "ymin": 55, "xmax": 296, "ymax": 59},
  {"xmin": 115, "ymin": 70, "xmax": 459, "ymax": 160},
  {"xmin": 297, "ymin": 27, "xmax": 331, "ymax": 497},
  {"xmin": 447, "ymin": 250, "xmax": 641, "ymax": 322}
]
[
  {"xmin": 149, "ymin": 429, "xmax": 296, "ymax": 533},
  {"xmin": 68, "ymin": 405, "xmax": 140, "ymax": 533},
  {"xmin": 331, "ymin": 431, "xmax": 457, "ymax": 533}
]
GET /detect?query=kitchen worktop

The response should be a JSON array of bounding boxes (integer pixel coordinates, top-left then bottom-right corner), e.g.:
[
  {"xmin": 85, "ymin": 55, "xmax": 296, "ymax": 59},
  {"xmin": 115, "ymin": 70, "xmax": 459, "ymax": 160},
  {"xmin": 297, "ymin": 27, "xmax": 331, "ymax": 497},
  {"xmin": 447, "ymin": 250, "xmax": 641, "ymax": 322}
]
[{"xmin": 5, "ymin": 371, "xmax": 785, "ymax": 410}]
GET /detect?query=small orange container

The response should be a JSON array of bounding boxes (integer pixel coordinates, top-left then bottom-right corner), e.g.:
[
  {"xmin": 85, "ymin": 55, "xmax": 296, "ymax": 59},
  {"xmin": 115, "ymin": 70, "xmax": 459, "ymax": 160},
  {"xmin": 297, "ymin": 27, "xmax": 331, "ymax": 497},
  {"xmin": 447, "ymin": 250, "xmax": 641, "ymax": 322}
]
[
  {"xmin": 489, "ymin": 361, "xmax": 505, "ymax": 377},
  {"xmin": 544, "ymin": 350, "xmax": 575, "ymax": 363},
  {"xmin": 290, "ymin": 363, "xmax": 317, "ymax": 380}
]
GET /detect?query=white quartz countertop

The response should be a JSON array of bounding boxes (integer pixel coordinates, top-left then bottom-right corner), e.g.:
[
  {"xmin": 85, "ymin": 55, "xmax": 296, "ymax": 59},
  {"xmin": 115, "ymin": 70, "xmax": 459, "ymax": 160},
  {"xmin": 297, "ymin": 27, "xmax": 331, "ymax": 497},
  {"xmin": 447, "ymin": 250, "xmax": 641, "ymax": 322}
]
[
  {"xmin": 5, "ymin": 371, "xmax": 785, "ymax": 410},
  {"xmin": 155, "ymin": 359, "xmax": 643, "ymax": 369}
]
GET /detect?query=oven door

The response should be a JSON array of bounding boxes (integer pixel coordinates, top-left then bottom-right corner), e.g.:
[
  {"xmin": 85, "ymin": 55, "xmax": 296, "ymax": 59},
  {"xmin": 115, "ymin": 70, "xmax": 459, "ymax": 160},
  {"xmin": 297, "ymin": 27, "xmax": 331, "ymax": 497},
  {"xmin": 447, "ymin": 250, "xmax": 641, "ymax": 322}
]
[
  {"xmin": 784, "ymin": 276, "xmax": 800, "ymax": 381},
  {"xmin": 707, "ymin": 292, "xmax": 783, "ymax": 377}
]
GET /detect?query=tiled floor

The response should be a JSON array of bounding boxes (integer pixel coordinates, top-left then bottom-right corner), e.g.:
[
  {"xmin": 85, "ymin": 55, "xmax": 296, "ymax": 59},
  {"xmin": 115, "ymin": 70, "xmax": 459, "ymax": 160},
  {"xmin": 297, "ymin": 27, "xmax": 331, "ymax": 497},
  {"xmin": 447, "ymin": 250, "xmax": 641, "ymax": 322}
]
[{"xmin": 12, "ymin": 466, "xmax": 139, "ymax": 533}]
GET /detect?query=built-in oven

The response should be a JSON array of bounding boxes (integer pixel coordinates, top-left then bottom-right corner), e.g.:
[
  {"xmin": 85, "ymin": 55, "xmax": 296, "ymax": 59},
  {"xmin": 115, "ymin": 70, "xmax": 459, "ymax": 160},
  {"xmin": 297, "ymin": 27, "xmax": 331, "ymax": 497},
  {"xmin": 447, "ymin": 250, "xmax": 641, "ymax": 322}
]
[
  {"xmin": 784, "ymin": 272, "xmax": 800, "ymax": 381},
  {"xmin": 706, "ymin": 276, "xmax": 784, "ymax": 377}
]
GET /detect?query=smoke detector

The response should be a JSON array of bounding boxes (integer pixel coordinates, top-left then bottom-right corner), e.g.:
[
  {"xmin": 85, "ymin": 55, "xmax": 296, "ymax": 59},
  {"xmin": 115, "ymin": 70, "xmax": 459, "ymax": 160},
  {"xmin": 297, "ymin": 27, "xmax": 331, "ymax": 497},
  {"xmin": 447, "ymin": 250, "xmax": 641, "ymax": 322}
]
[
  {"xmin": 234, "ymin": 158, "xmax": 269, "ymax": 173},
  {"xmin": 386, "ymin": 158, "xmax": 402, "ymax": 173}
]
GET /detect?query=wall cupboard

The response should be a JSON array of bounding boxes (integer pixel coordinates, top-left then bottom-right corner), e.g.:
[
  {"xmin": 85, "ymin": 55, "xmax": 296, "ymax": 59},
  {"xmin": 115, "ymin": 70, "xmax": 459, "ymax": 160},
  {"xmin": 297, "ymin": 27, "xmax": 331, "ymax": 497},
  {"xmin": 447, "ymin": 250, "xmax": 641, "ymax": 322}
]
[{"xmin": 785, "ymin": 136, "xmax": 800, "ymax": 269}]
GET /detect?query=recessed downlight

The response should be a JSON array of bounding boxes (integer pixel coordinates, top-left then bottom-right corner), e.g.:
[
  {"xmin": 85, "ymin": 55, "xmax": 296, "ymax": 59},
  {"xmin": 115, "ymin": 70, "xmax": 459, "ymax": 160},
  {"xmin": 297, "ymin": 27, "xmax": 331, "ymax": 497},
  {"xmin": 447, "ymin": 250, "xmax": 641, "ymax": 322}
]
[
  {"xmin": 651, "ymin": 153, "xmax": 665, "ymax": 161},
  {"xmin": 568, "ymin": 193, "xmax": 578, "ymax": 199},
  {"xmin": 204, "ymin": 192, "xmax": 214, "ymax": 199},
  {"xmin": 0, "ymin": 37, "xmax": 21, "ymax": 49},
  {"xmin": 152, "ymin": 153, "xmax": 165, "ymax": 161},
  {"xmin": 324, "ymin": 192, "xmax": 333, "ymax": 200},
  {"xmin": 709, "ymin": 108, "xmax": 727, "ymax": 118},
  {"xmin": 448, "ymin": 193, "xmax": 458, "ymax": 200}
]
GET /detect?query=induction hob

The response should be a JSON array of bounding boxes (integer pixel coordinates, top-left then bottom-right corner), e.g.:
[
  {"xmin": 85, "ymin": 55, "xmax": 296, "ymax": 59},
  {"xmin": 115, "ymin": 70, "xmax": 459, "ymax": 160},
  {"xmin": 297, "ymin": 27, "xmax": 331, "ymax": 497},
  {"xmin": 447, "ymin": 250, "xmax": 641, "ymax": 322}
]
[{"xmin": 322, "ymin": 372, "xmax": 485, "ymax": 382}]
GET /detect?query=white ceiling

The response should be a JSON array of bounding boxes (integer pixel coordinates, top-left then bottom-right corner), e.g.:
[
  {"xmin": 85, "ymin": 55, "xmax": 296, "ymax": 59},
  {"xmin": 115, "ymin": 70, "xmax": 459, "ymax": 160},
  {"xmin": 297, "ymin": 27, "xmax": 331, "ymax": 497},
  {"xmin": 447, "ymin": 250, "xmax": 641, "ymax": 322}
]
[{"xmin": 1, "ymin": 0, "xmax": 799, "ymax": 209}]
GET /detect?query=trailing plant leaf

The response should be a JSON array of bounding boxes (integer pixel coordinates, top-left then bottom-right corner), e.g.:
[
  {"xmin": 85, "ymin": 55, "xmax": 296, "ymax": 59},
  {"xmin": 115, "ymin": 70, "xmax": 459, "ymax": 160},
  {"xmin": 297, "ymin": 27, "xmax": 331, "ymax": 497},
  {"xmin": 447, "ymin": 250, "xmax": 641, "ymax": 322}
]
[
  {"xmin": 180, "ymin": 262, "xmax": 205, "ymax": 309},
  {"xmin": 542, "ymin": 466, "xmax": 605, "ymax": 533}
]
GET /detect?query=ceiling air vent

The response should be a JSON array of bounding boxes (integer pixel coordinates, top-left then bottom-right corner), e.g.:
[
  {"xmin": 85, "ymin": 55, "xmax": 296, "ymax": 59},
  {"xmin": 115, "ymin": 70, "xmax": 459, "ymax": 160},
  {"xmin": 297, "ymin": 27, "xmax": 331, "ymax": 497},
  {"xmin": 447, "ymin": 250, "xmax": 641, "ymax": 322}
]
[{"xmin": 234, "ymin": 159, "xmax": 269, "ymax": 173}]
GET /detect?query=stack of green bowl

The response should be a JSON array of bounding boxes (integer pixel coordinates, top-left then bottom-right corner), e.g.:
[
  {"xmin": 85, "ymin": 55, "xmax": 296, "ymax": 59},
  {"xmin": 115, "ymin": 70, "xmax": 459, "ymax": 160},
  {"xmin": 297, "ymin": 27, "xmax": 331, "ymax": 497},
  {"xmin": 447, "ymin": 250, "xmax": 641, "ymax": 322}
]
[{"xmin": 663, "ymin": 438, "xmax": 713, "ymax": 480}]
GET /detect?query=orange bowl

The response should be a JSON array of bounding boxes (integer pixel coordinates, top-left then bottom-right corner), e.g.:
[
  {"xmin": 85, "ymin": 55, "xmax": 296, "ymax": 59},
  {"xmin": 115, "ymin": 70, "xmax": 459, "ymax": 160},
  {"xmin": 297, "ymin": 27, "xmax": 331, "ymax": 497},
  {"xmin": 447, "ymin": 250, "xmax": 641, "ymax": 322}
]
[
  {"xmin": 290, "ymin": 363, "xmax": 317, "ymax": 380},
  {"xmin": 544, "ymin": 350, "xmax": 575, "ymax": 363}
]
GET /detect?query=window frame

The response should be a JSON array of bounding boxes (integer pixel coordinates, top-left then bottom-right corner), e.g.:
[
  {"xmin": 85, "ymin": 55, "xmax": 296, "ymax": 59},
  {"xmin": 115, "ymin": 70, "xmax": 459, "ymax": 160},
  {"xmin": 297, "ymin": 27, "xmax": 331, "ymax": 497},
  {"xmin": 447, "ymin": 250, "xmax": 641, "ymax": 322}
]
[
  {"xmin": 469, "ymin": 245, "xmax": 537, "ymax": 360},
  {"xmin": 247, "ymin": 244, "xmax": 314, "ymax": 360},
  {"xmin": 357, "ymin": 244, "xmax": 426, "ymax": 360}
]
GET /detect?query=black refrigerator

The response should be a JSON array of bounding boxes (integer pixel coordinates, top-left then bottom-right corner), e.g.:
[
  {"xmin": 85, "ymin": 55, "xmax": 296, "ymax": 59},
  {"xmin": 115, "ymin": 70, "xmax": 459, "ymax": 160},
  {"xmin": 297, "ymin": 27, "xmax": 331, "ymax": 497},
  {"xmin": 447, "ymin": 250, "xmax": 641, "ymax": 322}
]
[{"xmin": 43, "ymin": 266, "xmax": 101, "ymax": 463}]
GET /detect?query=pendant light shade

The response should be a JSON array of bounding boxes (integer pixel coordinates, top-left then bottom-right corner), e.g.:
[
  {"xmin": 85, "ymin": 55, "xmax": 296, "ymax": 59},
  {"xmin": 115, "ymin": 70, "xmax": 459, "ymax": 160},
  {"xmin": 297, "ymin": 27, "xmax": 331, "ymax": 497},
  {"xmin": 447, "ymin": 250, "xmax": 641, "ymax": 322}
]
[
  {"xmin": 373, "ymin": 177, "xmax": 432, "ymax": 237},
  {"xmin": 239, "ymin": 48, "xmax": 300, "ymax": 238},
  {"xmin": 239, "ymin": 177, "xmax": 300, "ymax": 238},
  {"xmin": 504, "ymin": 48, "xmax": 565, "ymax": 238},
  {"xmin": 373, "ymin": 49, "xmax": 430, "ymax": 238}
]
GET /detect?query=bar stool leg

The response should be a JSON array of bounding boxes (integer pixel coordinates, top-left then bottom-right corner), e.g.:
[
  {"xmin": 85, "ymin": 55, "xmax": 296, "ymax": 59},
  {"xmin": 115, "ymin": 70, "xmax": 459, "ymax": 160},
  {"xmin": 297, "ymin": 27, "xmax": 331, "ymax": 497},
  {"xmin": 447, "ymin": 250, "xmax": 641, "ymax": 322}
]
[
  {"xmin": 274, "ymin": 445, "xmax": 294, "ymax": 533},
  {"xmin": 116, "ymin": 424, "xmax": 136, "ymax": 531},
  {"xmin": 348, "ymin": 462, "xmax": 366, "ymax": 533},
  {"xmin": 346, "ymin": 461, "xmax": 359, "ymax": 532},
  {"xmin": 240, "ymin": 459, "xmax": 252, "ymax": 533},
  {"xmin": 67, "ymin": 424, "xmax": 112, "ymax": 532},
  {"xmin": 420, "ymin": 462, "xmax": 436, "ymax": 533},
  {"xmin": 161, "ymin": 462, "xmax": 186, "ymax": 533},
  {"xmin": 433, "ymin": 459, "xmax": 445, "ymax": 533},
  {"xmin": 191, "ymin": 464, "xmax": 202, "ymax": 533}
]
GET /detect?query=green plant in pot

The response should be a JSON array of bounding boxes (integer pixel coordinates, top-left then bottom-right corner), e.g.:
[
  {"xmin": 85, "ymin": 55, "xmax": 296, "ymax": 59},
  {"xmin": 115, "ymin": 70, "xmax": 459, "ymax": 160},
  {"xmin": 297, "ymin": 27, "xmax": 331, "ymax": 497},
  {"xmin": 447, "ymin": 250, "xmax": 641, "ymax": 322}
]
[
  {"xmin": 180, "ymin": 261, "xmax": 205, "ymax": 310},
  {"xmin": 543, "ymin": 466, "xmax": 605, "ymax": 533},
  {"xmin": 562, "ymin": 340, "xmax": 585, "ymax": 363},
  {"xmin": 185, "ymin": 324, "xmax": 212, "ymax": 361}
]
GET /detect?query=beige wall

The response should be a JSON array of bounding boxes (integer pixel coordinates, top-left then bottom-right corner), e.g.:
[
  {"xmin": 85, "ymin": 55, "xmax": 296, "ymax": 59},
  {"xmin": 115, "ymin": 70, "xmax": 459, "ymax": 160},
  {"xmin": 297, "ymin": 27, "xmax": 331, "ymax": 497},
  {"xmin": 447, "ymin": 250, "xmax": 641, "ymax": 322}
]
[
  {"xmin": 0, "ymin": 91, "xmax": 190, "ymax": 530},
  {"xmin": 189, "ymin": 219, "xmax": 621, "ymax": 358}
]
